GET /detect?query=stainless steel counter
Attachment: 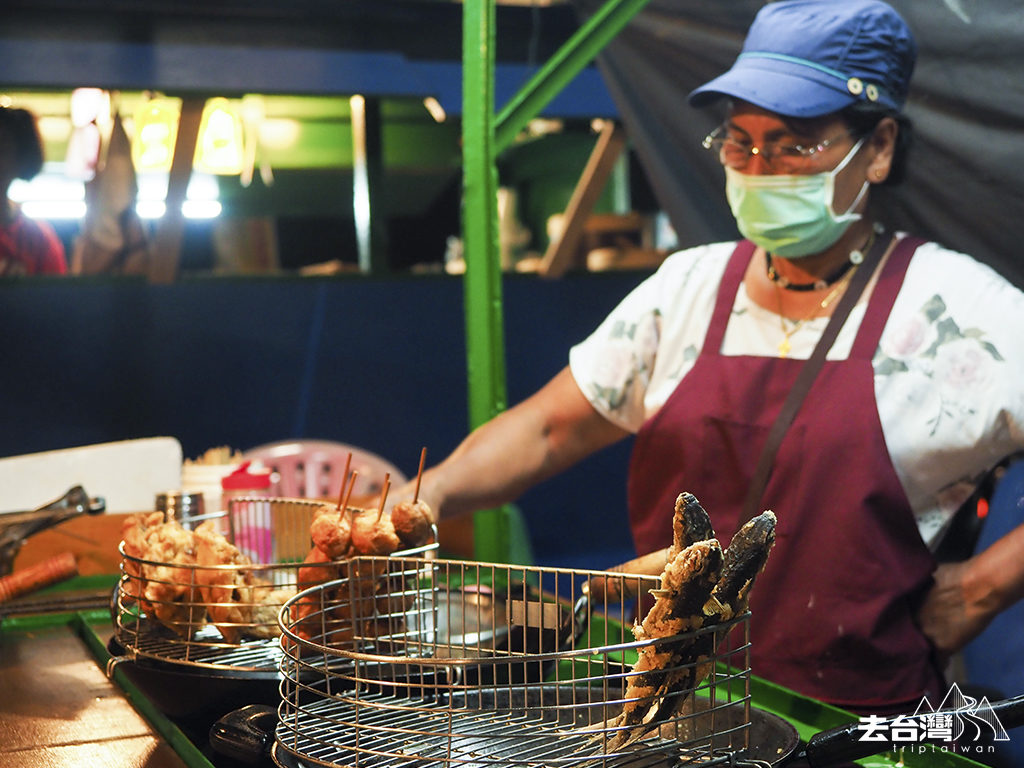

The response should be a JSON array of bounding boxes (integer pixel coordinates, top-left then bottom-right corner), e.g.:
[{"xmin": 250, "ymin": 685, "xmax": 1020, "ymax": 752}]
[{"xmin": 0, "ymin": 621, "xmax": 190, "ymax": 768}]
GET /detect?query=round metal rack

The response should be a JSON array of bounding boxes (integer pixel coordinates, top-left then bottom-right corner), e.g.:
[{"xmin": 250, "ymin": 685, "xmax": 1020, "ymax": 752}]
[
  {"xmin": 110, "ymin": 497, "xmax": 436, "ymax": 677},
  {"xmin": 275, "ymin": 556, "xmax": 753, "ymax": 768}
]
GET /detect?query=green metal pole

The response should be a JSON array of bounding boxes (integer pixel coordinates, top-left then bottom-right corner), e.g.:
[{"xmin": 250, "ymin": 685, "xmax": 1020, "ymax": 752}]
[
  {"xmin": 462, "ymin": 0, "xmax": 506, "ymax": 431},
  {"xmin": 463, "ymin": 0, "xmax": 536, "ymax": 565},
  {"xmin": 461, "ymin": 0, "xmax": 649, "ymax": 565},
  {"xmin": 494, "ymin": 0, "xmax": 652, "ymax": 155}
]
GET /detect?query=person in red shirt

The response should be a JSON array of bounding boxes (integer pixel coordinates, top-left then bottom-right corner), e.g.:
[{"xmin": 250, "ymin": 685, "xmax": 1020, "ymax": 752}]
[{"xmin": 0, "ymin": 106, "xmax": 67, "ymax": 276}]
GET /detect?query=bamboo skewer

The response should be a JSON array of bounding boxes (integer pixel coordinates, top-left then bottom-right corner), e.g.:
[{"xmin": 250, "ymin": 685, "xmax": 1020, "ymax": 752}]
[
  {"xmin": 413, "ymin": 446, "xmax": 427, "ymax": 503},
  {"xmin": 341, "ymin": 471, "xmax": 358, "ymax": 515},
  {"xmin": 335, "ymin": 453, "xmax": 354, "ymax": 511},
  {"xmin": 376, "ymin": 473, "xmax": 391, "ymax": 523}
]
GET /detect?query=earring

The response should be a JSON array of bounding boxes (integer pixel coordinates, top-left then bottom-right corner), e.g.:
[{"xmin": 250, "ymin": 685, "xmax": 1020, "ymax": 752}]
[{"xmin": 874, "ymin": 169, "xmax": 886, "ymax": 180}]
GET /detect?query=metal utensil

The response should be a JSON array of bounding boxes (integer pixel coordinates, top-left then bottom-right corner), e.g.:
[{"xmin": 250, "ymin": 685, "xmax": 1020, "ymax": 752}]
[{"xmin": 0, "ymin": 486, "xmax": 105, "ymax": 575}]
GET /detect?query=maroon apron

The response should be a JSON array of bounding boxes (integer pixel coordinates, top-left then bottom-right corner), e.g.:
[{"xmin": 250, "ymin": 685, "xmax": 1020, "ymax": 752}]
[{"xmin": 626, "ymin": 237, "xmax": 945, "ymax": 712}]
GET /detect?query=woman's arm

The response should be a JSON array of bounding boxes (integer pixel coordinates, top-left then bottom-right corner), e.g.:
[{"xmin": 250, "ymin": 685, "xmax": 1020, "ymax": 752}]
[
  {"xmin": 917, "ymin": 522, "xmax": 1024, "ymax": 662},
  {"xmin": 391, "ymin": 366, "xmax": 630, "ymax": 520}
]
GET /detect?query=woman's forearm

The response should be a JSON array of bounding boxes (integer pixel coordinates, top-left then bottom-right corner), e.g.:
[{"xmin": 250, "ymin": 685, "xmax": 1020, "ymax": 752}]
[
  {"xmin": 963, "ymin": 521, "xmax": 1024, "ymax": 617},
  {"xmin": 918, "ymin": 521, "xmax": 1024, "ymax": 660},
  {"xmin": 410, "ymin": 366, "xmax": 629, "ymax": 520}
]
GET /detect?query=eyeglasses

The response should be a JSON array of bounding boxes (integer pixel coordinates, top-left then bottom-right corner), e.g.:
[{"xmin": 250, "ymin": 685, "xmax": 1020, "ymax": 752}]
[{"xmin": 702, "ymin": 125, "xmax": 860, "ymax": 174}]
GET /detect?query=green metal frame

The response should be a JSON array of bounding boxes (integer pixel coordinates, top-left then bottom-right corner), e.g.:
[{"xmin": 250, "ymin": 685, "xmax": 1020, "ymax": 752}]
[{"xmin": 460, "ymin": 0, "xmax": 652, "ymax": 564}]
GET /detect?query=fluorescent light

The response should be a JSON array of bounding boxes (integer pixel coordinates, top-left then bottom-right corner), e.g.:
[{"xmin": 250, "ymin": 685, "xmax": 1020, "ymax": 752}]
[
  {"xmin": 134, "ymin": 171, "xmax": 221, "ymax": 219},
  {"xmin": 136, "ymin": 200, "xmax": 166, "ymax": 219},
  {"xmin": 8, "ymin": 169, "xmax": 84, "ymax": 204},
  {"xmin": 134, "ymin": 200, "xmax": 222, "ymax": 220},
  {"xmin": 20, "ymin": 201, "xmax": 88, "ymax": 220},
  {"xmin": 10, "ymin": 164, "xmax": 222, "ymax": 221},
  {"xmin": 181, "ymin": 200, "xmax": 222, "ymax": 219}
]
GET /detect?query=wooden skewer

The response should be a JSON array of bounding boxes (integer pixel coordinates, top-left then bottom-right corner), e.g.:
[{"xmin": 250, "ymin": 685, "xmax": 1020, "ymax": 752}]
[
  {"xmin": 341, "ymin": 470, "xmax": 358, "ymax": 516},
  {"xmin": 376, "ymin": 472, "xmax": 391, "ymax": 523},
  {"xmin": 335, "ymin": 453, "xmax": 354, "ymax": 510},
  {"xmin": 413, "ymin": 446, "xmax": 427, "ymax": 503}
]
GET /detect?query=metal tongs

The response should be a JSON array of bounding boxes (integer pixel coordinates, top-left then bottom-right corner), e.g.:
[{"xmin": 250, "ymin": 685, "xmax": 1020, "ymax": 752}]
[{"xmin": 0, "ymin": 486, "xmax": 105, "ymax": 576}]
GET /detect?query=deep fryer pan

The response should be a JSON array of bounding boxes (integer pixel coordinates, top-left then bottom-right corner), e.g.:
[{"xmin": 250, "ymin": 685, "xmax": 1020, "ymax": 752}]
[{"xmin": 225, "ymin": 690, "xmax": 1024, "ymax": 767}]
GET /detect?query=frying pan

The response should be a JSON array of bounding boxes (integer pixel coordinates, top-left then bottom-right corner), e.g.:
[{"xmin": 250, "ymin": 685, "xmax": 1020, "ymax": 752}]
[
  {"xmin": 217, "ymin": 688, "xmax": 1024, "ymax": 767},
  {"xmin": 106, "ymin": 585, "xmax": 537, "ymax": 718},
  {"xmin": 219, "ymin": 687, "xmax": 795, "ymax": 767}
]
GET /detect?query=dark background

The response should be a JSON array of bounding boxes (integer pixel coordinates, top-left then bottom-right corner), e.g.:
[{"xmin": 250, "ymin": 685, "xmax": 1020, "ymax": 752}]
[{"xmin": 0, "ymin": 271, "xmax": 641, "ymax": 569}]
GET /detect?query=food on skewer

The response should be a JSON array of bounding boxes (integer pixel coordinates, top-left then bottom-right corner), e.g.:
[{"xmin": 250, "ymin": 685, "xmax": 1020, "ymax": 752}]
[
  {"xmin": 391, "ymin": 447, "xmax": 434, "ymax": 547},
  {"xmin": 350, "ymin": 507, "xmax": 401, "ymax": 555},
  {"xmin": 637, "ymin": 509, "xmax": 778, "ymax": 745},
  {"xmin": 310, "ymin": 505, "xmax": 353, "ymax": 559},
  {"xmin": 291, "ymin": 546, "xmax": 351, "ymax": 645},
  {"xmin": 391, "ymin": 499, "xmax": 433, "ymax": 548},
  {"xmin": 598, "ymin": 493, "xmax": 776, "ymax": 753},
  {"xmin": 351, "ymin": 474, "xmax": 402, "ymax": 555},
  {"xmin": 293, "ymin": 460, "xmax": 436, "ymax": 647}
]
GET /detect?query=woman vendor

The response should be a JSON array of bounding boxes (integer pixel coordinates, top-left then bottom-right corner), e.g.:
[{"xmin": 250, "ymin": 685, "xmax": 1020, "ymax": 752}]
[{"xmin": 391, "ymin": 0, "xmax": 1024, "ymax": 713}]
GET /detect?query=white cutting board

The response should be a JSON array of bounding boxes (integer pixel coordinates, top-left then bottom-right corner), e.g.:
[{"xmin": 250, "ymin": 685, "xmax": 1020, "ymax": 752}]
[{"xmin": 0, "ymin": 437, "xmax": 183, "ymax": 514}]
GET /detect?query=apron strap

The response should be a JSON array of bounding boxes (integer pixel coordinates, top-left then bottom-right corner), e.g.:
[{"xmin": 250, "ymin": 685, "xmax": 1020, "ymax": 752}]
[
  {"xmin": 850, "ymin": 235, "xmax": 925, "ymax": 359},
  {"xmin": 703, "ymin": 240, "xmax": 757, "ymax": 354},
  {"xmin": 738, "ymin": 229, "xmax": 895, "ymax": 529}
]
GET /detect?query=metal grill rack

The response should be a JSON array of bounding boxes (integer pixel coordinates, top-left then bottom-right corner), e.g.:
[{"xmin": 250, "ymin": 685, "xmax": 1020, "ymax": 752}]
[
  {"xmin": 276, "ymin": 556, "xmax": 753, "ymax": 768},
  {"xmin": 110, "ymin": 497, "xmax": 437, "ymax": 675}
]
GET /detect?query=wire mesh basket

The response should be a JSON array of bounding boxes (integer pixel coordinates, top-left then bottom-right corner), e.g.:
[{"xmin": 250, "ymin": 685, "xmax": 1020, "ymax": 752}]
[
  {"xmin": 276, "ymin": 556, "xmax": 753, "ymax": 767},
  {"xmin": 110, "ymin": 496, "xmax": 437, "ymax": 676}
]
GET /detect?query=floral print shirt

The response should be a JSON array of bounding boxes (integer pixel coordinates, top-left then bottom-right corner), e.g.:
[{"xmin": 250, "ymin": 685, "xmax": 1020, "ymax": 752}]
[{"xmin": 569, "ymin": 237, "xmax": 1024, "ymax": 547}]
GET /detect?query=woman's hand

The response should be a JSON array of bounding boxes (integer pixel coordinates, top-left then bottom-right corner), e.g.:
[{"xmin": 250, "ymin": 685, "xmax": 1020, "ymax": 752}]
[
  {"xmin": 917, "ymin": 522, "xmax": 1024, "ymax": 664},
  {"xmin": 916, "ymin": 560, "xmax": 995, "ymax": 665}
]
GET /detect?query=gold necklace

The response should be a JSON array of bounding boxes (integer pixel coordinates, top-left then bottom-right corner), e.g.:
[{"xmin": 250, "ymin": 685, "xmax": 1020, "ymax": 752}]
[{"xmin": 776, "ymin": 263, "xmax": 859, "ymax": 358}]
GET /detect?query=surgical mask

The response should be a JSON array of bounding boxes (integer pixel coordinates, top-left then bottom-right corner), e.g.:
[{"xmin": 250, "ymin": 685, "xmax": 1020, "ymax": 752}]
[{"xmin": 725, "ymin": 138, "xmax": 868, "ymax": 259}]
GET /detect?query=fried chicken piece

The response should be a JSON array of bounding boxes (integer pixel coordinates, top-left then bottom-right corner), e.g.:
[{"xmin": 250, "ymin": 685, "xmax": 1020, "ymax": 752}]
[
  {"xmin": 121, "ymin": 512, "xmax": 165, "ymax": 561},
  {"xmin": 193, "ymin": 521, "xmax": 301, "ymax": 642},
  {"xmin": 133, "ymin": 516, "xmax": 203, "ymax": 636},
  {"xmin": 120, "ymin": 512, "xmax": 166, "ymax": 610},
  {"xmin": 310, "ymin": 504, "xmax": 352, "ymax": 559},
  {"xmin": 350, "ymin": 508, "xmax": 401, "ymax": 555},
  {"xmin": 390, "ymin": 499, "xmax": 434, "ymax": 548},
  {"xmin": 246, "ymin": 586, "xmax": 297, "ymax": 639},
  {"xmin": 194, "ymin": 520, "xmax": 257, "ymax": 643}
]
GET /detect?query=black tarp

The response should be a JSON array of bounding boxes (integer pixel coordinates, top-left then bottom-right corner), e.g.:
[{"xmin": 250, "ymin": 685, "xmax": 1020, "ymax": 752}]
[{"xmin": 574, "ymin": 0, "xmax": 1024, "ymax": 288}]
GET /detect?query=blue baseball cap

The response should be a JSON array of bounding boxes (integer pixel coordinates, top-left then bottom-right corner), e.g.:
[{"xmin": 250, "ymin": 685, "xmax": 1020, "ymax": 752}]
[{"xmin": 689, "ymin": 0, "xmax": 916, "ymax": 117}]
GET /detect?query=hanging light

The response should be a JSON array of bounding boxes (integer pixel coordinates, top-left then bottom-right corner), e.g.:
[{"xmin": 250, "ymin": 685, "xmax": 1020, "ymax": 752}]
[
  {"xmin": 132, "ymin": 96, "xmax": 180, "ymax": 173},
  {"xmin": 423, "ymin": 96, "xmax": 447, "ymax": 123},
  {"xmin": 194, "ymin": 97, "xmax": 244, "ymax": 175}
]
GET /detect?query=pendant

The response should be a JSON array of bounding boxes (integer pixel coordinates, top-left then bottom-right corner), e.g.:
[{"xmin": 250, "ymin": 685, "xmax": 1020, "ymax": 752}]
[{"xmin": 778, "ymin": 337, "xmax": 791, "ymax": 358}]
